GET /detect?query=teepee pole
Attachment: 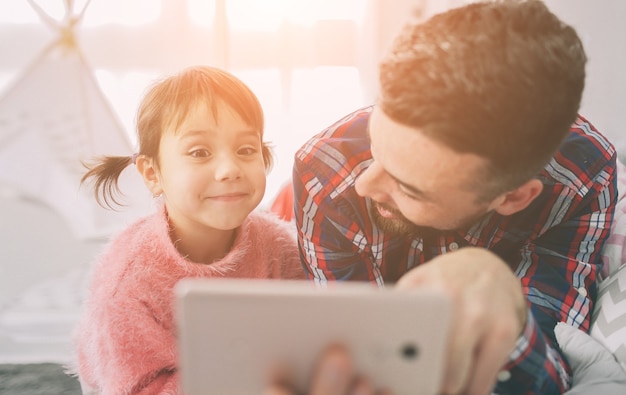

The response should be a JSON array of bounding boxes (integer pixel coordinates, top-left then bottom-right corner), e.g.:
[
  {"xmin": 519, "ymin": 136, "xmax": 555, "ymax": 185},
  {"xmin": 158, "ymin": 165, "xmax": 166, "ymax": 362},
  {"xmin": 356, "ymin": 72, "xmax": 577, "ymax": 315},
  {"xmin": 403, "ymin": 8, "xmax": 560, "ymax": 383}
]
[
  {"xmin": 74, "ymin": 0, "xmax": 93, "ymax": 23},
  {"xmin": 26, "ymin": 0, "xmax": 61, "ymax": 30}
]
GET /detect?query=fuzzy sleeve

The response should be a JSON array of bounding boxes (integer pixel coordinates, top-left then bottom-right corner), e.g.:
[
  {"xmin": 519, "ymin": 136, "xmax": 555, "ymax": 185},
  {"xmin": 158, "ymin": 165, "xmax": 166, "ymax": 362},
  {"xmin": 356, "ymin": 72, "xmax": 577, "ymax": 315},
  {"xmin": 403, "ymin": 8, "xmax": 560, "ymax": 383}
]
[
  {"xmin": 72, "ymin": 216, "xmax": 183, "ymax": 395},
  {"xmin": 75, "ymin": 289, "xmax": 180, "ymax": 395}
]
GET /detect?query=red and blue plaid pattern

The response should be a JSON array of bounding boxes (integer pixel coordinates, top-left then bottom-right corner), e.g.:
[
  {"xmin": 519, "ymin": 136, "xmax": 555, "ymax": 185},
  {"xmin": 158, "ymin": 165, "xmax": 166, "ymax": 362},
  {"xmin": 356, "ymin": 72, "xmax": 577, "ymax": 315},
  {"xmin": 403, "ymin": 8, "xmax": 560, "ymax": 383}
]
[{"xmin": 293, "ymin": 106, "xmax": 618, "ymax": 394}]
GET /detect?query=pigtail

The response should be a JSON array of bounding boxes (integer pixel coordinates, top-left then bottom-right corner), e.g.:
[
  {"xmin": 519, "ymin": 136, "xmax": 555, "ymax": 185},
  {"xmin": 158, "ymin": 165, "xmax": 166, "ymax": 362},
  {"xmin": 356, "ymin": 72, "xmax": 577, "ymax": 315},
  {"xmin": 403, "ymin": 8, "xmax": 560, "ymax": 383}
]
[
  {"xmin": 261, "ymin": 142, "xmax": 274, "ymax": 173},
  {"xmin": 80, "ymin": 155, "xmax": 134, "ymax": 210}
]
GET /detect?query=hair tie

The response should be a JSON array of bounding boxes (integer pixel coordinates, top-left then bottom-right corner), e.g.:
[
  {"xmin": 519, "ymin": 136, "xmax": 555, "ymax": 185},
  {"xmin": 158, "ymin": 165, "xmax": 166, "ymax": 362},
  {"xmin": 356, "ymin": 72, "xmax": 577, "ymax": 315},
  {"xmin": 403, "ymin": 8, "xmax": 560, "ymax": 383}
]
[{"xmin": 131, "ymin": 153, "xmax": 139, "ymax": 165}]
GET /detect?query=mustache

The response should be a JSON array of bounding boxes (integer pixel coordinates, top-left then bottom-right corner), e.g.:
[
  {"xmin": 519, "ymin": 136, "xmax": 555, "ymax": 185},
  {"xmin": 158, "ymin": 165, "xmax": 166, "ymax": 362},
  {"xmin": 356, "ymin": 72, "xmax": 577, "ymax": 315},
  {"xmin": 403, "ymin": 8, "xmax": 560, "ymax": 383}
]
[
  {"xmin": 375, "ymin": 202, "xmax": 401, "ymax": 215},
  {"xmin": 370, "ymin": 201, "xmax": 413, "ymax": 226},
  {"xmin": 369, "ymin": 201, "xmax": 440, "ymax": 240}
]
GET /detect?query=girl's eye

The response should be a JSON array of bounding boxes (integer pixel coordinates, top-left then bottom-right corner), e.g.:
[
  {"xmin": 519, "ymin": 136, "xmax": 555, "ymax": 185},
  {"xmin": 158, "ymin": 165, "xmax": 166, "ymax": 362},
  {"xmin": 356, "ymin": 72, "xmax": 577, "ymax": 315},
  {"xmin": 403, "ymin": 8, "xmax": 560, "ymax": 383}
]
[
  {"xmin": 238, "ymin": 147, "xmax": 258, "ymax": 156},
  {"xmin": 190, "ymin": 149, "xmax": 210, "ymax": 158}
]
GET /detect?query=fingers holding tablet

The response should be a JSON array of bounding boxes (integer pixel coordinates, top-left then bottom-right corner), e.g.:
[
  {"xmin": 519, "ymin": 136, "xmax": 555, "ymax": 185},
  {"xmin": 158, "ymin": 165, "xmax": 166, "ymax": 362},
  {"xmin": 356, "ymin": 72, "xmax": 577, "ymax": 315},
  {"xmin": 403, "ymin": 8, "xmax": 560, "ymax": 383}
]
[{"xmin": 265, "ymin": 345, "xmax": 393, "ymax": 395}]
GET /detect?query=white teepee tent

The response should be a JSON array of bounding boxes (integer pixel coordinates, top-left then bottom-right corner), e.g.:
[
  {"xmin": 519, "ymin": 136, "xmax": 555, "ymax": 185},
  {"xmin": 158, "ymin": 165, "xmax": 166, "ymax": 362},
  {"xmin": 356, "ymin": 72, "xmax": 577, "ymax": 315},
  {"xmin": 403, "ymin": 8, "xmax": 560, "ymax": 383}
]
[{"xmin": 0, "ymin": 0, "xmax": 151, "ymax": 240}]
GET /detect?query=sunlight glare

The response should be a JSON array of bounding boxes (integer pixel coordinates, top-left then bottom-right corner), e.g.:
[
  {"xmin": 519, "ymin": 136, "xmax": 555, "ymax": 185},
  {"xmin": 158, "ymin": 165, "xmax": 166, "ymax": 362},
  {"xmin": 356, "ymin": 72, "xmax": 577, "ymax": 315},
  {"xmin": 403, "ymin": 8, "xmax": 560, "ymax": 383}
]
[
  {"xmin": 82, "ymin": 0, "xmax": 160, "ymax": 27},
  {"xmin": 0, "ymin": 1, "xmax": 64, "ymax": 23},
  {"xmin": 0, "ymin": 0, "xmax": 159, "ymax": 26},
  {"xmin": 188, "ymin": 0, "xmax": 216, "ymax": 27},
  {"xmin": 226, "ymin": 0, "xmax": 366, "ymax": 31}
]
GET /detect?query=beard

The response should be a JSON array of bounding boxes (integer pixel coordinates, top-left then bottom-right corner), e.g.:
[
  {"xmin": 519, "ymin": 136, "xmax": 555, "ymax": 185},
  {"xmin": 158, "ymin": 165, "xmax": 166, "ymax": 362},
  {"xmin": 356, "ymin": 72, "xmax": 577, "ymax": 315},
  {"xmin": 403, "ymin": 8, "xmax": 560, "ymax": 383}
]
[
  {"xmin": 369, "ymin": 202, "xmax": 439, "ymax": 239},
  {"xmin": 369, "ymin": 201, "xmax": 492, "ymax": 240}
]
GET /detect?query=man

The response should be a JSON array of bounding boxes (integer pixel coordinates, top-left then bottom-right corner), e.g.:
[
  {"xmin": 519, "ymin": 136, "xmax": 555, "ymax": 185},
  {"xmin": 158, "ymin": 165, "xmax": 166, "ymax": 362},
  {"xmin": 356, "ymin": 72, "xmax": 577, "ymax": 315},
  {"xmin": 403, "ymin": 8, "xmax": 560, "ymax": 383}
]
[{"xmin": 268, "ymin": 0, "xmax": 618, "ymax": 394}]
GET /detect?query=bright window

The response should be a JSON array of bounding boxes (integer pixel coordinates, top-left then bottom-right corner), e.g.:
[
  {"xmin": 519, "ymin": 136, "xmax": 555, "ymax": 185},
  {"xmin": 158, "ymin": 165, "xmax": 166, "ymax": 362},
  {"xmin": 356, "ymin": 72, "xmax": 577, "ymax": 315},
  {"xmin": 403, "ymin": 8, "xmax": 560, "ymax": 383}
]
[
  {"xmin": 82, "ymin": 0, "xmax": 161, "ymax": 26},
  {"xmin": 188, "ymin": 0, "xmax": 366, "ymax": 29},
  {"xmin": 0, "ymin": 0, "xmax": 160, "ymax": 26}
]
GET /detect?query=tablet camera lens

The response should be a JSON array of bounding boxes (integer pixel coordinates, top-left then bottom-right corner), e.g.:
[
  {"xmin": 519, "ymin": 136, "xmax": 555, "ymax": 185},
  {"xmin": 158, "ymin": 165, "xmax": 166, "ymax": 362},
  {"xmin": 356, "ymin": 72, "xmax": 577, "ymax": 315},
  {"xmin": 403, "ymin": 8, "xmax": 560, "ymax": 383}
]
[{"xmin": 401, "ymin": 343, "xmax": 419, "ymax": 360}]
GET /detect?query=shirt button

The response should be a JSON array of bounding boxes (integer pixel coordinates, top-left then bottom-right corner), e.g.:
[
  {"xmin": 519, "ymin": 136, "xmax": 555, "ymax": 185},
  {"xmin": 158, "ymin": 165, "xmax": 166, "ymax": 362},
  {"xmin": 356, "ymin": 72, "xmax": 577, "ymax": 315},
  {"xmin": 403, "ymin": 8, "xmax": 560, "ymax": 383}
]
[
  {"xmin": 449, "ymin": 242, "xmax": 459, "ymax": 251},
  {"xmin": 577, "ymin": 287, "xmax": 588, "ymax": 297},
  {"xmin": 497, "ymin": 370, "xmax": 511, "ymax": 382}
]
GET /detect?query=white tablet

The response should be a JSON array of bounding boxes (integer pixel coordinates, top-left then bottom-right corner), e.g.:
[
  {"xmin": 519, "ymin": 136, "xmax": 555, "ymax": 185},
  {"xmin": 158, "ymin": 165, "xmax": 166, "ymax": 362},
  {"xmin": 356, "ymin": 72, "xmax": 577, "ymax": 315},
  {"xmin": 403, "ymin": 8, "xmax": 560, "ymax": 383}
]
[{"xmin": 175, "ymin": 278, "xmax": 450, "ymax": 395}]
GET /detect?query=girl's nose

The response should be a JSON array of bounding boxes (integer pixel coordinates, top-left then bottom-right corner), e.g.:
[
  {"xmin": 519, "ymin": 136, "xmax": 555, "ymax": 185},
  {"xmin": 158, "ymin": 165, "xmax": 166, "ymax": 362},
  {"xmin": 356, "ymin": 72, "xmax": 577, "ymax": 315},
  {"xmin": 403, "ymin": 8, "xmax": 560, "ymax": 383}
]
[
  {"xmin": 214, "ymin": 154, "xmax": 242, "ymax": 181},
  {"xmin": 354, "ymin": 161, "xmax": 389, "ymax": 202}
]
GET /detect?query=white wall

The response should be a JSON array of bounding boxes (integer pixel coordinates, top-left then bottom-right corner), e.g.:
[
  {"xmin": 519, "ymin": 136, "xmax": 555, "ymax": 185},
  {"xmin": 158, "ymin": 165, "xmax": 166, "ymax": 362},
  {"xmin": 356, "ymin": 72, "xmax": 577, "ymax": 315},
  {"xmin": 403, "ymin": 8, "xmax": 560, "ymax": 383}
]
[{"xmin": 543, "ymin": 0, "xmax": 626, "ymax": 152}]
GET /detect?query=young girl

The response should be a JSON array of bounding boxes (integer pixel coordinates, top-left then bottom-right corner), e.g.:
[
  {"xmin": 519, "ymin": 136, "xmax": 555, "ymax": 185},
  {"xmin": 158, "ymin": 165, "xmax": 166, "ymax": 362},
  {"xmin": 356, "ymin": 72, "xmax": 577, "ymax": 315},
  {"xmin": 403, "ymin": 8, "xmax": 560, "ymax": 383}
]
[{"xmin": 70, "ymin": 66, "xmax": 305, "ymax": 394}]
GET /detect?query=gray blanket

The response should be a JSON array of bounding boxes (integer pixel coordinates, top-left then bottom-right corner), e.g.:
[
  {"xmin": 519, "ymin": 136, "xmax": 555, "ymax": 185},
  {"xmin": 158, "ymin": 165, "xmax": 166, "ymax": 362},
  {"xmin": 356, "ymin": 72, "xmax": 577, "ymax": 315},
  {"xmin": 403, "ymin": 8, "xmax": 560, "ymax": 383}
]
[{"xmin": 0, "ymin": 363, "xmax": 81, "ymax": 395}]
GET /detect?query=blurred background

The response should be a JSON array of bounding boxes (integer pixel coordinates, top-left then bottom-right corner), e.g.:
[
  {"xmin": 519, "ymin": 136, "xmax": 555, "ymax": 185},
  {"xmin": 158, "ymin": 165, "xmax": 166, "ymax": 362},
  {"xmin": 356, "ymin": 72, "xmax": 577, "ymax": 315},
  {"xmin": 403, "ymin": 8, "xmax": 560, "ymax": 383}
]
[{"xmin": 0, "ymin": 0, "xmax": 624, "ymax": 364}]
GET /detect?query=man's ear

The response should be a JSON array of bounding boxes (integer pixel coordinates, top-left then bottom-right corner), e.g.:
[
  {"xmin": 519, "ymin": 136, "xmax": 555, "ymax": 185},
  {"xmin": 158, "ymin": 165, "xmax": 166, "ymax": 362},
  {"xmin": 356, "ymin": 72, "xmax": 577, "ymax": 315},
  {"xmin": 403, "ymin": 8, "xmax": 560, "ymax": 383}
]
[
  {"xmin": 491, "ymin": 178, "xmax": 544, "ymax": 216},
  {"xmin": 135, "ymin": 155, "xmax": 163, "ymax": 197}
]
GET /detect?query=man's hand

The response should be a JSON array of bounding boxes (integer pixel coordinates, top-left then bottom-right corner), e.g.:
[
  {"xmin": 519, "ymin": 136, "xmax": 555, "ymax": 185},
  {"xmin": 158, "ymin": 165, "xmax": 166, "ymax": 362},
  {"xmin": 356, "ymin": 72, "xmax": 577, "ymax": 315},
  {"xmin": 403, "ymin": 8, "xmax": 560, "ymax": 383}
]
[
  {"xmin": 396, "ymin": 247, "xmax": 527, "ymax": 395},
  {"xmin": 263, "ymin": 345, "xmax": 392, "ymax": 395},
  {"xmin": 263, "ymin": 247, "xmax": 525, "ymax": 395}
]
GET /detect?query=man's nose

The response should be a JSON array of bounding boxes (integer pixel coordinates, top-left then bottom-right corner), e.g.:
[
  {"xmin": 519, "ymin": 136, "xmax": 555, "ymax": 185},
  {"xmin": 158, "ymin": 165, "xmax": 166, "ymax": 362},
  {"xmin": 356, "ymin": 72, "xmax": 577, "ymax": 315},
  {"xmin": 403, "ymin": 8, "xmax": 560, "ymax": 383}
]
[{"xmin": 354, "ymin": 161, "xmax": 389, "ymax": 201}]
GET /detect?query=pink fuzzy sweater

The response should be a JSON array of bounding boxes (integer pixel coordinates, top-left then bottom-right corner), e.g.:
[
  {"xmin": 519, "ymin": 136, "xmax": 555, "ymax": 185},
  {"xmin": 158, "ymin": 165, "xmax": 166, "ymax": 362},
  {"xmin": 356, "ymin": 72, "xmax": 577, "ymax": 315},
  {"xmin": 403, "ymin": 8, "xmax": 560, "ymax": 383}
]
[{"xmin": 71, "ymin": 205, "xmax": 304, "ymax": 394}]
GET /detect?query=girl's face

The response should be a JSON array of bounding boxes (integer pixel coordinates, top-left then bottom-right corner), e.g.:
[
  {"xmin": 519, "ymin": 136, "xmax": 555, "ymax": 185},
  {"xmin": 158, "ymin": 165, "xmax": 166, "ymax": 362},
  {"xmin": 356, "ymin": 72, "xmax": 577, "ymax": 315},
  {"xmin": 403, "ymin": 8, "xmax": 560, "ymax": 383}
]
[{"xmin": 147, "ymin": 100, "xmax": 266, "ymax": 238}]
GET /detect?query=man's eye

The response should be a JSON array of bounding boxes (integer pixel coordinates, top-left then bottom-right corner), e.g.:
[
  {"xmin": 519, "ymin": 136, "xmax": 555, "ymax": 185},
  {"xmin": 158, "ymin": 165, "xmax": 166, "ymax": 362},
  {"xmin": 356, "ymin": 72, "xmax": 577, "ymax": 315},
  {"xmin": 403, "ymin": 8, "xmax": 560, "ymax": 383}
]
[
  {"xmin": 398, "ymin": 188, "xmax": 420, "ymax": 200},
  {"xmin": 190, "ymin": 149, "xmax": 210, "ymax": 158},
  {"xmin": 238, "ymin": 147, "xmax": 258, "ymax": 156},
  {"xmin": 398, "ymin": 184, "xmax": 423, "ymax": 201}
]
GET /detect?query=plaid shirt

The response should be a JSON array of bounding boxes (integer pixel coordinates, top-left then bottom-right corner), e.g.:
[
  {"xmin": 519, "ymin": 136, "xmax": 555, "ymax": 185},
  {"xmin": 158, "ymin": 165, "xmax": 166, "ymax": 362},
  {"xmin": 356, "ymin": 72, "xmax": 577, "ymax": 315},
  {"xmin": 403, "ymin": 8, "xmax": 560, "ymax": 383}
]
[{"xmin": 293, "ymin": 106, "xmax": 618, "ymax": 394}]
